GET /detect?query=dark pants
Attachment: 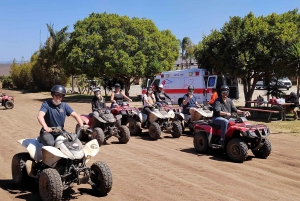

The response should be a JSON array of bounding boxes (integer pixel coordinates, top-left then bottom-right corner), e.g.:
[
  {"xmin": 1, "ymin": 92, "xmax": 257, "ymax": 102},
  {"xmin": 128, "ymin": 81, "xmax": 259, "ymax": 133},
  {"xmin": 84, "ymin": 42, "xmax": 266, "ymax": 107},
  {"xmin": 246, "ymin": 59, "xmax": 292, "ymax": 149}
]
[
  {"xmin": 143, "ymin": 106, "xmax": 154, "ymax": 122},
  {"xmin": 39, "ymin": 129, "xmax": 60, "ymax": 146},
  {"xmin": 183, "ymin": 107, "xmax": 191, "ymax": 115}
]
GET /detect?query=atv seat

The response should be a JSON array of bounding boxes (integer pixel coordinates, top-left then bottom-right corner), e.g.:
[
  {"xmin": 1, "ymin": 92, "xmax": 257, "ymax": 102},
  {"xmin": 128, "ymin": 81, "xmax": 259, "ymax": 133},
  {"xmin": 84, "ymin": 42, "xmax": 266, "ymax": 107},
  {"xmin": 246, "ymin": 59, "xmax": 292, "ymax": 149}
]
[{"xmin": 209, "ymin": 123, "xmax": 221, "ymax": 130}]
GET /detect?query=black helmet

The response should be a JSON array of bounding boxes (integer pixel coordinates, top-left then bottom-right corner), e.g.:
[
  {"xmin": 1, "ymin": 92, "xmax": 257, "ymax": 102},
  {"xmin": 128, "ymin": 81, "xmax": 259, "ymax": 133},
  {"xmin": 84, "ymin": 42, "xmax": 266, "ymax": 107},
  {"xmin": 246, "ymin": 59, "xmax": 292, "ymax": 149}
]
[
  {"xmin": 290, "ymin": 92, "xmax": 296, "ymax": 96},
  {"xmin": 115, "ymin": 83, "xmax": 121, "ymax": 88},
  {"xmin": 51, "ymin": 85, "xmax": 66, "ymax": 96},
  {"xmin": 220, "ymin": 85, "xmax": 229, "ymax": 92},
  {"xmin": 188, "ymin": 85, "xmax": 194, "ymax": 91}
]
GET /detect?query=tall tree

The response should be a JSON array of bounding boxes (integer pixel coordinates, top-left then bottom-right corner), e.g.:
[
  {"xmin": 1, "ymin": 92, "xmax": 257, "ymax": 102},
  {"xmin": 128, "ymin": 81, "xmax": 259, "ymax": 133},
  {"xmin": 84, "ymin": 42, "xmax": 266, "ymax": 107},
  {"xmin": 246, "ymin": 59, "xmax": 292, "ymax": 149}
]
[
  {"xmin": 32, "ymin": 23, "xmax": 70, "ymax": 90},
  {"xmin": 195, "ymin": 10, "xmax": 300, "ymax": 103},
  {"xmin": 60, "ymin": 13, "xmax": 179, "ymax": 95},
  {"xmin": 285, "ymin": 42, "xmax": 300, "ymax": 97},
  {"xmin": 179, "ymin": 37, "xmax": 192, "ymax": 69}
]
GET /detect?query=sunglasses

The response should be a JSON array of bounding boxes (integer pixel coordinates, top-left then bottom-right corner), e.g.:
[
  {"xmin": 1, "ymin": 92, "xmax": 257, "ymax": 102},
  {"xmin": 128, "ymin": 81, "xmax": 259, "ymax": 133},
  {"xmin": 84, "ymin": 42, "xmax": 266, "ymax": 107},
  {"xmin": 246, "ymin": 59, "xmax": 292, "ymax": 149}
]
[{"xmin": 53, "ymin": 93, "xmax": 63, "ymax": 98}]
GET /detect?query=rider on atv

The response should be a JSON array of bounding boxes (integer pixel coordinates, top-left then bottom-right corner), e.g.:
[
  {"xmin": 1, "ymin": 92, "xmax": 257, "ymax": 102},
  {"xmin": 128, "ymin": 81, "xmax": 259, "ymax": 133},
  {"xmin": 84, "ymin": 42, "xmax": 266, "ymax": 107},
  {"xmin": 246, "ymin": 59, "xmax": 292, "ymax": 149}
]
[
  {"xmin": 182, "ymin": 85, "xmax": 201, "ymax": 122},
  {"xmin": 212, "ymin": 85, "xmax": 250, "ymax": 145},
  {"xmin": 110, "ymin": 83, "xmax": 132, "ymax": 108},
  {"xmin": 154, "ymin": 84, "xmax": 174, "ymax": 107},
  {"xmin": 37, "ymin": 85, "xmax": 84, "ymax": 146},
  {"xmin": 92, "ymin": 87, "xmax": 109, "ymax": 122}
]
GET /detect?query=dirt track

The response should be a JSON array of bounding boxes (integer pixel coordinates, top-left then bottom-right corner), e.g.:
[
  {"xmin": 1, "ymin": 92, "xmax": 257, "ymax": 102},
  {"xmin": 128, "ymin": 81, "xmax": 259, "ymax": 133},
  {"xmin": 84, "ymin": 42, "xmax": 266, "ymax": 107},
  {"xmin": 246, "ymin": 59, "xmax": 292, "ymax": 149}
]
[{"xmin": 0, "ymin": 89, "xmax": 299, "ymax": 201}]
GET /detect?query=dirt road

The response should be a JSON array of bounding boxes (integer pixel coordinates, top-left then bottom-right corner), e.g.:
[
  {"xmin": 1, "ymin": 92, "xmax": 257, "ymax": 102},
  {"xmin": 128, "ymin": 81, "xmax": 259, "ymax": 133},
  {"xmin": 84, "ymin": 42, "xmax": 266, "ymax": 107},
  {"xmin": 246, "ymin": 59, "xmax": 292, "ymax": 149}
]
[{"xmin": 0, "ymin": 89, "xmax": 299, "ymax": 201}]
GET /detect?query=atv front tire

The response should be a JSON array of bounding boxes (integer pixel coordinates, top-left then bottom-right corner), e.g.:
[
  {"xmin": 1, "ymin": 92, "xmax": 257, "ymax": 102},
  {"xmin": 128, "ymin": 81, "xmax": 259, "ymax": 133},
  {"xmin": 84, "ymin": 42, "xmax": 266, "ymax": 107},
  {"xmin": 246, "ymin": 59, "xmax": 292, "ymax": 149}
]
[
  {"xmin": 226, "ymin": 138, "xmax": 248, "ymax": 163},
  {"xmin": 118, "ymin": 125, "xmax": 130, "ymax": 144},
  {"xmin": 39, "ymin": 168, "xmax": 63, "ymax": 201},
  {"xmin": 11, "ymin": 153, "xmax": 33, "ymax": 186},
  {"xmin": 251, "ymin": 138, "xmax": 272, "ymax": 159},
  {"xmin": 5, "ymin": 100, "xmax": 14, "ymax": 109},
  {"xmin": 92, "ymin": 127, "xmax": 105, "ymax": 146},
  {"xmin": 90, "ymin": 161, "xmax": 113, "ymax": 195},
  {"xmin": 171, "ymin": 120, "xmax": 182, "ymax": 138},
  {"xmin": 75, "ymin": 124, "xmax": 88, "ymax": 141},
  {"xmin": 148, "ymin": 122, "xmax": 161, "ymax": 140},
  {"xmin": 194, "ymin": 132, "xmax": 209, "ymax": 153},
  {"xmin": 128, "ymin": 118, "xmax": 142, "ymax": 135}
]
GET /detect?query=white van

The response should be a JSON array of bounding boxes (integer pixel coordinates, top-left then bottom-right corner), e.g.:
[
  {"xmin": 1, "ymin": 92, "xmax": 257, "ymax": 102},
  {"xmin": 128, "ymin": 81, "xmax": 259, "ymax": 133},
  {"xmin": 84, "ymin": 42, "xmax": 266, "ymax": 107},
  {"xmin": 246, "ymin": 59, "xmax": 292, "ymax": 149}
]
[{"xmin": 142, "ymin": 68, "xmax": 239, "ymax": 105}]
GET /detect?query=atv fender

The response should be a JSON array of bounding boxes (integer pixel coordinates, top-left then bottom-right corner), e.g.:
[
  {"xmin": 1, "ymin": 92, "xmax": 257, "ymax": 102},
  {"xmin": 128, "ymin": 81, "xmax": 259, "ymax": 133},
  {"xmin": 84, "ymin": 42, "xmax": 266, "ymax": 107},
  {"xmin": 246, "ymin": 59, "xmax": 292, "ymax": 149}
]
[
  {"xmin": 42, "ymin": 146, "xmax": 68, "ymax": 168},
  {"xmin": 167, "ymin": 110, "xmax": 175, "ymax": 118},
  {"xmin": 83, "ymin": 139, "xmax": 100, "ymax": 164},
  {"xmin": 115, "ymin": 114, "xmax": 122, "ymax": 120},
  {"xmin": 80, "ymin": 114, "xmax": 92, "ymax": 124},
  {"xmin": 134, "ymin": 111, "xmax": 144, "ymax": 123},
  {"xmin": 18, "ymin": 138, "xmax": 44, "ymax": 162}
]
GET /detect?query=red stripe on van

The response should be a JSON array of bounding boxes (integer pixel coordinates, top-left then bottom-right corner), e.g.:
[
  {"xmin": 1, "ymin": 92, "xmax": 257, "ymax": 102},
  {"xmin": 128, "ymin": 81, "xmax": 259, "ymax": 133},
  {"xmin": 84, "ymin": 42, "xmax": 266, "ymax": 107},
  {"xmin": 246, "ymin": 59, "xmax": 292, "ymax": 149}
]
[{"xmin": 141, "ymin": 88, "xmax": 212, "ymax": 94}]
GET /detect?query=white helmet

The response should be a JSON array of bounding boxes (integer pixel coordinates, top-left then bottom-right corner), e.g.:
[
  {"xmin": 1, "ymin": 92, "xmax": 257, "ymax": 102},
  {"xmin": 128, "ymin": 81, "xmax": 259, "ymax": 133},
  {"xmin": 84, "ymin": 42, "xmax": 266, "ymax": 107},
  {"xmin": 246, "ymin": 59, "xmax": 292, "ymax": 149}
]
[{"xmin": 158, "ymin": 84, "xmax": 164, "ymax": 88}]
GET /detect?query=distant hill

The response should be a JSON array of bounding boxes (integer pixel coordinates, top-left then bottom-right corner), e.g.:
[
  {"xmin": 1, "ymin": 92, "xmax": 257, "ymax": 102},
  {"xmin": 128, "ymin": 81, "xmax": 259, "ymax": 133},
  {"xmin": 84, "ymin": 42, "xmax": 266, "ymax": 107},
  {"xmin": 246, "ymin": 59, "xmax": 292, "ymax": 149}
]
[{"xmin": 0, "ymin": 64, "xmax": 11, "ymax": 76}]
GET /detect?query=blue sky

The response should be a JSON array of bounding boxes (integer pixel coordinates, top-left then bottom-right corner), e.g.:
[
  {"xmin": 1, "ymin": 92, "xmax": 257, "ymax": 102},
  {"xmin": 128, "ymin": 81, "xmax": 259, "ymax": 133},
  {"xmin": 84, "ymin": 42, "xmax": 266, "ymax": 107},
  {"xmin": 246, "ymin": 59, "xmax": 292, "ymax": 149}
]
[{"xmin": 0, "ymin": 0, "xmax": 299, "ymax": 62}]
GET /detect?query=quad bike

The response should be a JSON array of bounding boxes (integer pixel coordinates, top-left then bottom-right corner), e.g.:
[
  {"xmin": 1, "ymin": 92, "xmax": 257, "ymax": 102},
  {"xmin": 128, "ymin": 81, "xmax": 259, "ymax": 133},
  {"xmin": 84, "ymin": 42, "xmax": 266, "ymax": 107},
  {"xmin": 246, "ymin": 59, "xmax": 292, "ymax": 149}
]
[
  {"xmin": 109, "ymin": 100, "xmax": 143, "ymax": 136},
  {"xmin": 193, "ymin": 113, "xmax": 272, "ymax": 163},
  {"xmin": 132, "ymin": 103, "xmax": 182, "ymax": 140},
  {"xmin": 176, "ymin": 103, "xmax": 213, "ymax": 133},
  {"xmin": 12, "ymin": 127, "xmax": 112, "ymax": 201},
  {"xmin": 0, "ymin": 93, "xmax": 14, "ymax": 109},
  {"xmin": 76, "ymin": 108, "xmax": 130, "ymax": 146}
]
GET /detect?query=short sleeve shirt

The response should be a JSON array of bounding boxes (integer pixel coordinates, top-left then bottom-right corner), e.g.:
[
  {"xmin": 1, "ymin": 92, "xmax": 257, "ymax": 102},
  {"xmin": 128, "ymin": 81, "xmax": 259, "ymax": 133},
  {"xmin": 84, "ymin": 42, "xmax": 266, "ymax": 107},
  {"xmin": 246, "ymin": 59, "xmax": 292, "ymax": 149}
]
[
  {"xmin": 39, "ymin": 101, "xmax": 73, "ymax": 128},
  {"xmin": 213, "ymin": 97, "xmax": 237, "ymax": 117},
  {"xmin": 183, "ymin": 93, "xmax": 197, "ymax": 109}
]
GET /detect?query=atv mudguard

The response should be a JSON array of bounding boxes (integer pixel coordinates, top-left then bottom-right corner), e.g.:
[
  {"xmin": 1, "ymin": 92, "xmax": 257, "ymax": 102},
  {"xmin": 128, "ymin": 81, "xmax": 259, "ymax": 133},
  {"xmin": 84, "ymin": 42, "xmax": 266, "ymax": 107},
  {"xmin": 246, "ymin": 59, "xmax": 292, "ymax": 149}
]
[{"xmin": 18, "ymin": 138, "xmax": 44, "ymax": 162}]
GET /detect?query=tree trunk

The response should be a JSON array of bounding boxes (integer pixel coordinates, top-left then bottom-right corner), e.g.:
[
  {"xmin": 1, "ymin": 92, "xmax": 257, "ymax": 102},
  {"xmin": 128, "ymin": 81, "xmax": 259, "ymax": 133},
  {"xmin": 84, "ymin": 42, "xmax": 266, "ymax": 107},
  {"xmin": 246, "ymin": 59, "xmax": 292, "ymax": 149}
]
[
  {"xmin": 297, "ymin": 64, "xmax": 300, "ymax": 99},
  {"xmin": 124, "ymin": 79, "xmax": 131, "ymax": 97}
]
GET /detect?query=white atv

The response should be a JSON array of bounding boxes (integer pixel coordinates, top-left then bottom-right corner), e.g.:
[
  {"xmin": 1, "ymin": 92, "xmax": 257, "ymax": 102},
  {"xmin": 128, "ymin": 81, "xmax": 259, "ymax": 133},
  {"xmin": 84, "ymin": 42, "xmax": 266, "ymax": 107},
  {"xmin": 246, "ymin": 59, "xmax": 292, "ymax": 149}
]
[
  {"xmin": 11, "ymin": 127, "xmax": 112, "ymax": 201},
  {"xmin": 129, "ymin": 103, "xmax": 182, "ymax": 140},
  {"xmin": 179, "ymin": 104, "xmax": 213, "ymax": 133}
]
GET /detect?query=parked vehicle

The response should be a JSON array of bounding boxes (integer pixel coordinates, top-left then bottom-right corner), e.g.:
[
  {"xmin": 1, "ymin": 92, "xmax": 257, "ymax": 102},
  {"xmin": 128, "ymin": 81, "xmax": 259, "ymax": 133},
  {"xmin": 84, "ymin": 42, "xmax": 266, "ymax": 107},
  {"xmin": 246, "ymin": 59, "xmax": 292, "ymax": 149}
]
[
  {"xmin": 255, "ymin": 77, "xmax": 292, "ymax": 90},
  {"xmin": 12, "ymin": 127, "xmax": 112, "ymax": 201},
  {"xmin": 132, "ymin": 103, "xmax": 182, "ymax": 140},
  {"xmin": 0, "ymin": 93, "xmax": 14, "ymax": 109},
  {"xmin": 76, "ymin": 109, "xmax": 130, "ymax": 146},
  {"xmin": 193, "ymin": 113, "xmax": 271, "ymax": 163},
  {"xmin": 142, "ymin": 69, "xmax": 239, "ymax": 105}
]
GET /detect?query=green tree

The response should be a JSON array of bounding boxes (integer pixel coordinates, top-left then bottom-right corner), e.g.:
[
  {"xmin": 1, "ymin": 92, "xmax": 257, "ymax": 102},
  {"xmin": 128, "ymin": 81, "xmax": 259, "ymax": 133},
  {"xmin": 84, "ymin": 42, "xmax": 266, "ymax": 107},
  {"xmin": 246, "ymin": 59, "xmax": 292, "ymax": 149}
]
[
  {"xmin": 285, "ymin": 42, "xmax": 300, "ymax": 97},
  {"xmin": 60, "ymin": 13, "xmax": 179, "ymax": 95},
  {"xmin": 32, "ymin": 23, "xmax": 70, "ymax": 91},
  {"xmin": 195, "ymin": 10, "xmax": 300, "ymax": 103},
  {"xmin": 179, "ymin": 37, "xmax": 192, "ymax": 69}
]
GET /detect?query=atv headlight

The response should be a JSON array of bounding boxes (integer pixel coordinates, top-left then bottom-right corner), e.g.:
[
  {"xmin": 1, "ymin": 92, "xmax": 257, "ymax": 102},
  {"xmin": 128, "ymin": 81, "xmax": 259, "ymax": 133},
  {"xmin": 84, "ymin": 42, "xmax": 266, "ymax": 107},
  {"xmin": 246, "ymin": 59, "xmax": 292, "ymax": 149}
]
[{"xmin": 247, "ymin": 130, "xmax": 257, "ymax": 138}]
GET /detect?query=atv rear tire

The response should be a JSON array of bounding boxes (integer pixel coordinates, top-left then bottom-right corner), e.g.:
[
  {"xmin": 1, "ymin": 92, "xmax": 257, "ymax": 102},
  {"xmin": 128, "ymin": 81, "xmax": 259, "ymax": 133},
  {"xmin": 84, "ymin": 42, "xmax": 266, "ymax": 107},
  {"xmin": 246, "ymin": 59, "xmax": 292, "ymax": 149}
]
[
  {"xmin": 226, "ymin": 138, "xmax": 248, "ymax": 163},
  {"xmin": 39, "ymin": 168, "xmax": 63, "ymax": 201},
  {"xmin": 11, "ymin": 153, "xmax": 33, "ymax": 186},
  {"xmin": 5, "ymin": 100, "xmax": 14, "ymax": 109},
  {"xmin": 90, "ymin": 161, "xmax": 113, "ymax": 195},
  {"xmin": 75, "ymin": 124, "xmax": 88, "ymax": 141},
  {"xmin": 92, "ymin": 127, "xmax": 105, "ymax": 146},
  {"xmin": 118, "ymin": 125, "xmax": 130, "ymax": 144},
  {"xmin": 193, "ymin": 132, "xmax": 209, "ymax": 153},
  {"xmin": 171, "ymin": 120, "xmax": 182, "ymax": 138},
  {"xmin": 251, "ymin": 138, "xmax": 272, "ymax": 159},
  {"xmin": 148, "ymin": 122, "xmax": 161, "ymax": 140},
  {"xmin": 128, "ymin": 118, "xmax": 142, "ymax": 135}
]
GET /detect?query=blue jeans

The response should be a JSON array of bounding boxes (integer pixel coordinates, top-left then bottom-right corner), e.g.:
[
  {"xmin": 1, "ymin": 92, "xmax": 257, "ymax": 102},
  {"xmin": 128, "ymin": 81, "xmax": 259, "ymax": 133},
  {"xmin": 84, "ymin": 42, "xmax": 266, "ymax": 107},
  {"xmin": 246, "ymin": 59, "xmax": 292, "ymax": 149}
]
[{"xmin": 212, "ymin": 117, "xmax": 229, "ymax": 140}]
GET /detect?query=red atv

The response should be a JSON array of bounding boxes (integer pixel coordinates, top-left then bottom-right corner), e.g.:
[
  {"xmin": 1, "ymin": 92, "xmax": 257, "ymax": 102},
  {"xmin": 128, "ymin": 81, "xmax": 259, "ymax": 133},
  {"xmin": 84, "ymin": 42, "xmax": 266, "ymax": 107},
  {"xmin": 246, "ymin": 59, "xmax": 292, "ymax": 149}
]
[
  {"xmin": 111, "ymin": 100, "xmax": 141, "ymax": 135},
  {"xmin": 76, "ymin": 108, "xmax": 130, "ymax": 146},
  {"xmin": 193, "ymin": 113, "xmax": 271, "ymax": 163},
  {"xmin": 0, "ymin": 93, "xmax": 14, "ymax": 109}
]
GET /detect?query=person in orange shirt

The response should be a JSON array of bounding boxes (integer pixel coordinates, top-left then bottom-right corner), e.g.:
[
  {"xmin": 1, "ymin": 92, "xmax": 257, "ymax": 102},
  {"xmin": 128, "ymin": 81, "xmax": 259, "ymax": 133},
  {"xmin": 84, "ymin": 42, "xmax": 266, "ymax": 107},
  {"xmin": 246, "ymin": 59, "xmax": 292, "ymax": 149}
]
[{"xmin": 209, "ymin": 88, "xmax": 218, "ymax": 105}]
